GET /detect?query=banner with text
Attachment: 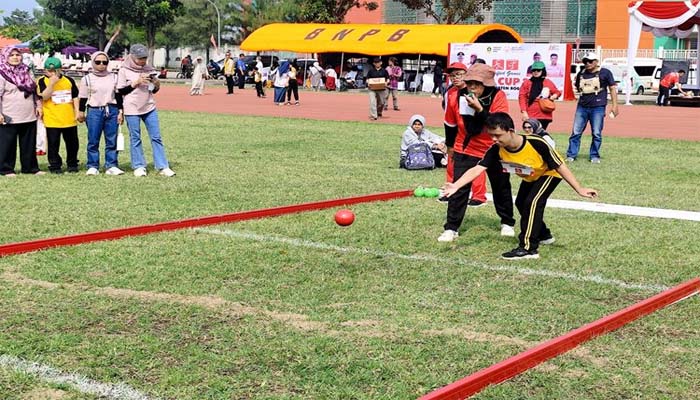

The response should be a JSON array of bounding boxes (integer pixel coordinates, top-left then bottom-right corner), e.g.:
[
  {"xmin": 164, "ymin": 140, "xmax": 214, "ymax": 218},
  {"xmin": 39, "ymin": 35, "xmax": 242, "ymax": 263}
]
[{"xmin": 448, "ymin": 43, "xmax": 568, "ymax": 100}]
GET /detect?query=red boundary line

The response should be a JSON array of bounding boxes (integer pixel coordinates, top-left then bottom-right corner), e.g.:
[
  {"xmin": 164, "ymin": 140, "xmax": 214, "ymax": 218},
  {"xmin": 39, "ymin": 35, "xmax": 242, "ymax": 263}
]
[
  {"xmin": 420, "ymin": 277, "xmax": 700, "ymax": 400},
  {"xmin": 0, "ymin": 190, "xmax": 413, "ymax": 257}
]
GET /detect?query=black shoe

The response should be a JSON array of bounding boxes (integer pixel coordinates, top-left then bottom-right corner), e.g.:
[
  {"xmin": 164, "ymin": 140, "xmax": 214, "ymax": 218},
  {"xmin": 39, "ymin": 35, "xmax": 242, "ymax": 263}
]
[
  {"xmin": 501, "ymin": 247, "xmax": 539, "ymax": 260},
  {"xmin": 436, "ymin": 196, "xmax": 449, "ymax": 204},
  {"xmin": 468, "ymin": 199, "xmax": 486, "ymax": 208},
  {"xmin": 50, "ymin": 169, "xmax": 63, "ymax": 175},
  {"xmin": 67, "ymin": 167, "xmax": 79, "ymax": 173}
]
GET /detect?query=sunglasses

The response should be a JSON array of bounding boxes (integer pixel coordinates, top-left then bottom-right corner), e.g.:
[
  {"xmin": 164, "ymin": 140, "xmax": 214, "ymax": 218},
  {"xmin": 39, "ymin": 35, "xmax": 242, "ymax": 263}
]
[
  {"xmin": 531, "ymin": 69, "xmax": 543, "ymax": 72},
  {"xmin": 523, "ymin": 125, "xmax": 533, "ymax": 130},
  {"xmin": 94, "ymin": 60, "xmax": 109, "ymax": 65},
  {"xmin": 584, "ymin": 59, "xmax": 596, "ymax": 64}
]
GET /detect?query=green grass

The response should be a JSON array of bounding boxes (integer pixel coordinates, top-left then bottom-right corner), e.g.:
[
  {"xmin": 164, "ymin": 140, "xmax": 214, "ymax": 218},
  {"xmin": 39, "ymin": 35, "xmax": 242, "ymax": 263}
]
[{"xmin": 0, "ymin": 112, "xmax": 699, "ymax": 399}]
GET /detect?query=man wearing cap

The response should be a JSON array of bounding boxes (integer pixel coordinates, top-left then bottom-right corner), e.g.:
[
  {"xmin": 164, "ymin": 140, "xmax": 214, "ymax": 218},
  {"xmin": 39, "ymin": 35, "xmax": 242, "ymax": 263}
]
[
  {"xmin": 438, "ymin": 62, "xmax": 515, "ymax": 243},
  {"xmin": 566, "ymin": 52, "xmax": 618, "ymax": 164},
  {"xmin": 366, "ymin": 57, "xmax": 389, "ymax": 120},
  {"xmin": 37, "ymin": 57, "xmax": 80, "ymax": 174}
]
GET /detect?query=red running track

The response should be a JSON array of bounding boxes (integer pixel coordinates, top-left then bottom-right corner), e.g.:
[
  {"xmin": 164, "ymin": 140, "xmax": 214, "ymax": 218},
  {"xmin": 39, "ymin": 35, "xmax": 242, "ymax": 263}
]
[{"xmin": 156, "ymin": 84, "xmax": 700, "ymax": 141}]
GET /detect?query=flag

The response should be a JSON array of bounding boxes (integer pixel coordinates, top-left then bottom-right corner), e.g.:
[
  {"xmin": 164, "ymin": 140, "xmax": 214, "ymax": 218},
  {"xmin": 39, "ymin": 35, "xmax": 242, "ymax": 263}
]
[{"xmin": 210, "ymin": 34, "xmax": 218, "ymax": 52}]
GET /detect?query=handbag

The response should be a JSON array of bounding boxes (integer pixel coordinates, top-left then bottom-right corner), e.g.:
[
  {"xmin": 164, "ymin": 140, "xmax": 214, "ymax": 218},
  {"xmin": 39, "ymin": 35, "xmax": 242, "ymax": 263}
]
[{"xmin": 538, "ymin": 98, "xmax": 556, "ymax": 113}]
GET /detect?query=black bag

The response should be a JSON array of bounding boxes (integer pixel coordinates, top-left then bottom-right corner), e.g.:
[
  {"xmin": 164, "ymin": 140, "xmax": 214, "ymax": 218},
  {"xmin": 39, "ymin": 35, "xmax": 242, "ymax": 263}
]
[{"xmin": 404, "ymin": 142, "xmax": 435, "ymax": 170}]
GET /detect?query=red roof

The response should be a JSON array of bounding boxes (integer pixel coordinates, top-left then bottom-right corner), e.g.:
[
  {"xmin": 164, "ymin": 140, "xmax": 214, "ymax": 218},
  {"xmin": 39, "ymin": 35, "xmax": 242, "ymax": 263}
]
[{"xmin": 0, "ymin": 36, "xmax": 21, "ymax": 48}]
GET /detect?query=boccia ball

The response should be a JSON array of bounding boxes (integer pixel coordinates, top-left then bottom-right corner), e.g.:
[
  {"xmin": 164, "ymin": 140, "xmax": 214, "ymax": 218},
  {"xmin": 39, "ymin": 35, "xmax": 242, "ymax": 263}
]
[
  {"xmin": 428, "ymin": 188, "xmax": 440, "ymax": 197},
  {"xmin": 335, "ymin": 209, "xmax": 355, "ymax": 226},
  {"xmin": 414, "ymin": 187, "xmax": 426, "ymax": 197}
]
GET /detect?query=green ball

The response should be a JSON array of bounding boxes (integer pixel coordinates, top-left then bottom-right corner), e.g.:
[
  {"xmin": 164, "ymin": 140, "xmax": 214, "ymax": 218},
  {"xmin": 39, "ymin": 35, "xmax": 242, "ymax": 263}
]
[
  {"xmin": 428, "ymin": 188, "xmax": 440, "ymax": 197},
  {"xmin": 414, "ymin": 187, "xmax": 426, "ymax": 197}
]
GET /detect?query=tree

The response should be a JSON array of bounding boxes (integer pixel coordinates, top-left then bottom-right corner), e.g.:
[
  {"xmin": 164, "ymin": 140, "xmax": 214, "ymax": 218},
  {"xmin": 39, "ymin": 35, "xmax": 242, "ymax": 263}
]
[
  {"xmin": 394, "ymin": 0, "xmax": 494, "ymax": 24},
  {"xmin": 227, "ymin": 0, "xmax": 298, "ymax": 43},
  {"xmin": 0, "ymin": 9, "xmax": 39, "ymax": 41},
  {"xmin": 115, "ymin": 0, "xmax": 184, "ymax": 59},
  {"xmin": 40, "ymin": 0, "xmax": 116, "ymax": 50},
  {"xmin": 2, "ymin": 9, "xmax": 35, "ymax": 26},
  {"xmin": 295, "ymin": 0, "xmax": 378, "ymax": 23},
  {"xmin": 29, "ymin": 24, "xmax": 75, "ymax": 55}
]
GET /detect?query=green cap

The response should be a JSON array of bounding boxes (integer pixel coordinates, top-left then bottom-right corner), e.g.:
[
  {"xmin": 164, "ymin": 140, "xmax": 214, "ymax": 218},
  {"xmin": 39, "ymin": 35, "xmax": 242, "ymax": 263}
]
[
  {"xmin": 44, "ymin": 57, "xmax": 62, "ymax": 70},
  {"xmin": 531, "ymin": 61, "xmax": 546, "ymax": 70}
]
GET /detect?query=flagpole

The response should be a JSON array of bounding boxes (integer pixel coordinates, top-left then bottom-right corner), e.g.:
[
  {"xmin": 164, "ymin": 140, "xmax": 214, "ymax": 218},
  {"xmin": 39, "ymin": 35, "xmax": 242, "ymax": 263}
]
[{"xmin": 205, "ymin": 0, "xmax": 221, "ymax": 55}]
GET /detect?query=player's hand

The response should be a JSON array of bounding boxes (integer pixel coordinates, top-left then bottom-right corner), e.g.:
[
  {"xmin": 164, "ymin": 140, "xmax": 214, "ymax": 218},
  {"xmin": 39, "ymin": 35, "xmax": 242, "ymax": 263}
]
[
  {"xmin": 442, "ymin": 183, "xmax": 460, "ymax": 198},
  {"xmin": 577, "ymin": 187, "xmax": 598, "ymax": 199},
  {"xmin": 611, "ymin": 106, "xmax": 619, "ymax": 117},
  {"xmin": 77, "ymin": 111, "xmax": 85, "ymax": 123}
]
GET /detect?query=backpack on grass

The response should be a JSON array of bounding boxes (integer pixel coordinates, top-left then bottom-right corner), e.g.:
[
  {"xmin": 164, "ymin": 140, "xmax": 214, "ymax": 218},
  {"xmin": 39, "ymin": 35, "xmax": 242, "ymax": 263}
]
[{"xmin": 404, "ymin": 142, "xmax": 435, "ymax": 170}]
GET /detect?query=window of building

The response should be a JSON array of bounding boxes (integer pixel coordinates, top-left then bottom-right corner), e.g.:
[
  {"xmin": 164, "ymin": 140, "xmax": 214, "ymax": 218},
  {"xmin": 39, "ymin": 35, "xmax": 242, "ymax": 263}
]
[
  {"xmin": 493, "ymin": 0, "xmax": 542, "ymax": 36},
  {"xmin": 565, "ymin": 0, "xmax": 597, "ymax": 36}
]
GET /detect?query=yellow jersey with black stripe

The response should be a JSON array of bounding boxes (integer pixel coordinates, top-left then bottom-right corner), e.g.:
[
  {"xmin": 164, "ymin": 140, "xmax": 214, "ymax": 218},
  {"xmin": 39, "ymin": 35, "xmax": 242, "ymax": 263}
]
[
  {"xmin": 479, "ymin": 134, "xmax": 563, "ymax": 182},
  {"xmin": 37, "ymin": 75, "xmax": 78, "ymax": 128}
]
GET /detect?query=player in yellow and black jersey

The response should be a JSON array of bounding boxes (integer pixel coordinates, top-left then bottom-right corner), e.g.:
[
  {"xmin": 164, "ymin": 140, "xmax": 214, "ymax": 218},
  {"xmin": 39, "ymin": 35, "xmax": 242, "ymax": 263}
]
[{"xmin": 443, "ymin": 112, "xmax": 598, "ymax": 260}]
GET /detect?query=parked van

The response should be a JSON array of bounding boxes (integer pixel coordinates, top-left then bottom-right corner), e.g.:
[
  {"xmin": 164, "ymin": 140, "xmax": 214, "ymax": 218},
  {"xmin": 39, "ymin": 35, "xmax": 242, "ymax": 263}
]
[
  {"xmin": 601, "ymin": 57, "xmax": 662, "ymax": 94},
  {"xmin": 603, "ymin": 64, "xmax": 645, "ymax": 95}
]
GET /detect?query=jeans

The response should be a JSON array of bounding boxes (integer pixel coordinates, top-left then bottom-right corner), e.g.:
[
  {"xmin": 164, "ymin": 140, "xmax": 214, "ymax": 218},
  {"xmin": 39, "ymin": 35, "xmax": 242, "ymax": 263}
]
[
  {"xmin": 86, "ymin": 105, "xmax": 119, "ymax": 169},
  {"xmin": 566, "ymin": 105, "xmax": 605, "ymax": 160},
  {"xmin": 125, "ymin": 109, "xmax": 169, "ymax": 170}
]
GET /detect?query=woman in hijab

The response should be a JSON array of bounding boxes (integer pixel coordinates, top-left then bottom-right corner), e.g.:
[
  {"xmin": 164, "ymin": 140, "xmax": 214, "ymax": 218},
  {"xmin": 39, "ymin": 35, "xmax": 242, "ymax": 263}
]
[
  {"xmin": 518, "ymin": 60, "xmax": 561, "ymax": 130},
  {"xmin": 77, "ymin": 51, "xmax": 124, "ymax": 176},
  {"xmin": 272, "ymin": 60, "xmax": 290, "ymax": 106},
  {"xmin": 309, "ymin": 61, "xmax": 323, "ymax": 91},
  {"xmin": 117, "ymin": 44, "xmax": 175, "ymax": 177},
  {"xmin": 189, "ymin": 56, "xmax": 209, "ymax": 96},
  {"xmin": 522, "ymin": 118, "xmax": 556, "ymax": 148},
  {"xmin": 0, "ymin": 46, "xmax": 44, "ymax": 176}
]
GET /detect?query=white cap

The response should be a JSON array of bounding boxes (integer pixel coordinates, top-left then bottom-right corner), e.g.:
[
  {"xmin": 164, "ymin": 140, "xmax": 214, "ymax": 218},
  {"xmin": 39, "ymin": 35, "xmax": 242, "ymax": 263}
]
[{"xmin": 582, "ymin": 52, "xmax": 599, "ymax": 62}]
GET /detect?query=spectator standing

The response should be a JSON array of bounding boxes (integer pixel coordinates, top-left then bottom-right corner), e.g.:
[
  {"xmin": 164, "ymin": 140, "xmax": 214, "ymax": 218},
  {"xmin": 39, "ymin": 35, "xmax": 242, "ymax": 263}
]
[
  {"xmin": 253, "ymin": 66, "xmax": 265, "ymax": 98},
  {"xmin": 384, "ymin": 57, "xmax": 402, "ymax": 111},
  {"xmin": 518, "ymin": 60, "xmax": 561, "ymax": 130},
  {"xmin": 286, "ymin": 60, "xmax": 300, "ymax": 105},
  {"xmin": 77, "ymin": 51, "xmax": 124, "ymax": 176},
  {"xmin": 236, "ymin": 53, "xmax": 247, "ymax": 89},
  {"xmin": 271, "ymin": 60, "xmax": 289, "ymax": 106},
  {"xmin": 431, "ymin": 61, "xmax": 443, "ymax": 98},
  {"xmin": 325, "ymin": 65, "xmax": 337, "ymax": 91},
  {"xmin": 117, "ymin": 44, "xmax": 175, "ymax": 177},
  {"xmin": 223, "ymin": 51, "xmax": 235, "ymax": 94},
  {"xmin": 566, "ymin": 52, "xmax": 618, "ymax": 164},
  {"xmin": 657, "ymin": 69, "xmax": 687, "ymax": 106},
  {"xmin": 37, "ymin": 57, "xmax": 80, "ymax": 174},
  {"xmin": 309, "ymin": 62, "xmax": 324, "ymax": 91},
  {"xmin": 0, "ymin": 46, "xmax": 44, "ymax": 176},
  {"xmin": 366, "ymin": 57, "xmax": 389, "ymax": 121},
  {"xmin": 189, "ymin": 56, "xmax": 209, "ymax": 96},
  {"xmin": 438, "ymin": 62, "xmax": 515, "ymax": 242}
]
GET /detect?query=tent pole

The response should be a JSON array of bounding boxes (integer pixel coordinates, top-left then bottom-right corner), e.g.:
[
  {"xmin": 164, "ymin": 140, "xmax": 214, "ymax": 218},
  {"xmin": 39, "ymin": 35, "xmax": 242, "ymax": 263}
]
[
  {"xmin": 339, "ymin": 52, "xmax": 345, "ymax": 78},
  {"xmin": 416, "ymin": 54, "xmax": 422, "ymax": 95},
  {"xmin": 696, "ymin": 29, "xmax": 699, "ymax": 87}
]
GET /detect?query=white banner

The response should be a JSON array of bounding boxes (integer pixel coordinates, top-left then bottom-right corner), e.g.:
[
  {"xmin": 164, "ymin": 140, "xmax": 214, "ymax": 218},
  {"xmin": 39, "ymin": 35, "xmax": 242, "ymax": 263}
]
[{"xmin": 448, "ymin": 43, "xmax": 568, "ymax": 100}]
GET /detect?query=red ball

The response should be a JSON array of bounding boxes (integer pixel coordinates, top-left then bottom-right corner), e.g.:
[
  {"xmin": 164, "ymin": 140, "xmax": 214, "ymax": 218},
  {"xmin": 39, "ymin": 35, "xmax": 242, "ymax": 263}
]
[{"xmin": 334, "ymin": 209, "xmax": 355, "ymax": 226}]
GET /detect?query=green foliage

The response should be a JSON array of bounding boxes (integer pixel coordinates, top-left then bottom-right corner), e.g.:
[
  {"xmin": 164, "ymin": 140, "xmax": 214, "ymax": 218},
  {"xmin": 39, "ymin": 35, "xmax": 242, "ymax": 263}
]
[
  {"xmin": 294, "ymin": 0, "xmax": 379, "ymax": 23},
  {"xmin": 0, "ymin": 9, "xmax": 39, "ymax": 41},
  {"xmin": 41, "ymin": 0, "xmax": 116, "ymax": 49},
  {"xmin": 1, "ymin": 9, "xmax": 35, "ymax": 26},
  {"xmin": 28, "ymin": 24, "xmax": 75, "ymax": 55},
  {"xmin": 229, "ymin": 0, "xmax": 299, "ymax": 43},
  {"xmin": 395, "ymin": 0, "xmax": 494, "ymax": 24},
  {"xmin": 114, "ymin": 0, "xmax": 184, "ymax": 50}
]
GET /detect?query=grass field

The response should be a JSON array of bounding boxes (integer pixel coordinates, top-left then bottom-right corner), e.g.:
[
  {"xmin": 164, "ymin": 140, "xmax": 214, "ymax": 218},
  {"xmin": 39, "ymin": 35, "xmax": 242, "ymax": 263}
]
[{"xmin": 0, "ymin": 111, "xmax": 699, "ymax": 399}]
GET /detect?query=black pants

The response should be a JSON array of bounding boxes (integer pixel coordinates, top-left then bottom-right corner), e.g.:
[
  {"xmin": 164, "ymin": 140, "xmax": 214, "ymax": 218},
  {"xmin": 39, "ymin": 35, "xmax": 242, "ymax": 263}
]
[
  {"xmin": 515, "ymin": 176, "xmax": 561, "ymax": 251},
  {"xmin": 225, "ymin": 75, "xmax": 235, "ymax": 94},
  {"xmin": 538, "ymin": 119, "xmax": 552, "ymax": 130},
  {"xmin": 657, "ymin": 85, "xmax": 670, "ymax": 106},
  {"xmin": 46, "ymin": 126, "xmax": 79, "ymax": 172},
  {"xmin": 0, "ymin": 121, "xmax": 39, "ymax": 174},
  {"xmin": 255, "ymin": 82, "xmax": 265, "ymax": 97},
  {"xmin": 236, "ymin": 71, "xmax": 245, "ymax": 89},
  {"xmin": 445, "ymin": 152, "xmax": 515, "ymax": 231},
  {"xmin": 286, "ymin": 79, "xmax": 299, "ymax": 102}
]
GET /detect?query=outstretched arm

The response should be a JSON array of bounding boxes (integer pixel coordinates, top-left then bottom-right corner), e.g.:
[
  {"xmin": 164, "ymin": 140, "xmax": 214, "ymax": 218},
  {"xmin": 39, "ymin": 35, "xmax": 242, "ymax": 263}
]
[
  {"xmin": 443, "ymin": 165, "xmax": 487, "ymax": 197},
  {"xmin": 555, "ymin": 163, "xmax": 598, "ymax": 198}
]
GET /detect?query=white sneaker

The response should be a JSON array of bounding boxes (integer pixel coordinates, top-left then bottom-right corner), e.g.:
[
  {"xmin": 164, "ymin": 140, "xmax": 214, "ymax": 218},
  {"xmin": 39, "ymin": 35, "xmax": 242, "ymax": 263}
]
[
  {"xmin": 437, "ymin": 229, "xmax": 459, "ymax": 242},
  {"xmin": 85, "ymin": 167, "xmax": 99, "ymax": 176},
  {"xmin": 500, "ymin": 224, "xmax": 515, "ymax": 237},
  {"xmin": 105, "ymin": 167, "xmax": 124, "ymax": 176},
  {"xmin": 158, "ymin": 167, "xmax": 176, "ymax": 177},
  {"xmin": 133, "ymin": 167, "xmax": 147, "ymax": 177}
]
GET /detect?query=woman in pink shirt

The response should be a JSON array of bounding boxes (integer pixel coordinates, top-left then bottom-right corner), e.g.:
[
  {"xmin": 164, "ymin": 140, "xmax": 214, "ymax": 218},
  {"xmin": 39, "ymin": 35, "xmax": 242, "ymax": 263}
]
[{"xmin": 0, "ymin": 46, "xmax": 44, "ymax": 176}]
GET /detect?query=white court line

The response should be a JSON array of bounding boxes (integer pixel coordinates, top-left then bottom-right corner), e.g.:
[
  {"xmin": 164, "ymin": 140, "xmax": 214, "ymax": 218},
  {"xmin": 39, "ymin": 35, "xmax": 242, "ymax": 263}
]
[
  {"xmin": 0, "ymin": 354, "xmax": 158, "ymax": 400},
  {"xmin": 195, "ymin": 228, "xmax": 669, "ymax": 292},
  {"xmin": 485, "ymin": 194, "xmax": 700, "ymax": 222}
]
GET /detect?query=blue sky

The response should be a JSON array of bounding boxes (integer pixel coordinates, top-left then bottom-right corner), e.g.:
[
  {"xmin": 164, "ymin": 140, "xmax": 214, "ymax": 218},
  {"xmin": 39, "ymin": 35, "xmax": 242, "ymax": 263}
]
[{"xmin": 0, "ymin": 0, "xmax": 40, "ymax": 16}]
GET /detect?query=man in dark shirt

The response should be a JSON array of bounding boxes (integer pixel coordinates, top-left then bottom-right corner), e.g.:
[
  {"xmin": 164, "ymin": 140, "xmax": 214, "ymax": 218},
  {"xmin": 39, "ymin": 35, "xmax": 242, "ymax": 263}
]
[
  {"xmin": 566, "ymin": 52, "xmax": 619, "ymax": 164},
  {"xmin": 366, "ymin": 57, "xmax": 389, "ymax": 120}
]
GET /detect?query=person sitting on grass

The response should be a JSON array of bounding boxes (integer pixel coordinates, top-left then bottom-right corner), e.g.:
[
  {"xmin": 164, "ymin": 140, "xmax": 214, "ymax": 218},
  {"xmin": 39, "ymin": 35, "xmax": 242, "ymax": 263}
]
[
  {"xmin": 400, "ymin": 114, "xmax": 447, "ymax": 168},
  {"xmin": 442, "ymin": 112, "xmax": 598, "ymax": 260}
]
